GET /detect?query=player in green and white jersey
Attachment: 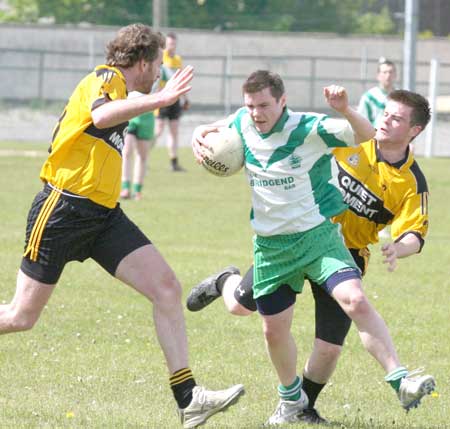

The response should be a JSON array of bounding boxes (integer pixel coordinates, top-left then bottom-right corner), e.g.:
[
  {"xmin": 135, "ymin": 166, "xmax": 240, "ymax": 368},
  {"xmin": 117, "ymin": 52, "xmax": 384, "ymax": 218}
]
[
  {"xmin": 191, "ymin": 71, "xmax": 435, "ymax": 426},
  {"xmin": 358, "ymin": 58, "xmax": 396, "ymax": 128}
]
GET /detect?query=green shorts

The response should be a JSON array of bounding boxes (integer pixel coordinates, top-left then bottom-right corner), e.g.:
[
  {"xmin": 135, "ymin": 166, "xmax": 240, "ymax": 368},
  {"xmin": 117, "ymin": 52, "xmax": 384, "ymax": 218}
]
[
  {"xmin": 253, "ymin": 220, "xmax": 357, "ymax": 299},
  {"xmin": 127, "ymin": 111, "xmax": 155, "ymax": 140}
]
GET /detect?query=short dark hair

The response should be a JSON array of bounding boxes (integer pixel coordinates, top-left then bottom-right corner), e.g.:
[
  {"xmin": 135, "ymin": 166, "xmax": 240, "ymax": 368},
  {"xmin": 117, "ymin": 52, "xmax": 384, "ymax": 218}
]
[
  {"xmin": 377, "ymin": 58, "xmax": 396, "ymax": 73},
  {"xmin": 388, "ymin": 89, "xmax": 431, "ymax": 130},
  {"xmin": 106, "ymin": 23, "xmax": 165, "ymax": 68},
  {"xmin": 167, "ymin": 32, "xmax": 177, "ymax": 40},
  {"xmin": 242, "ymin": 70, "xmax": 285, "ymax": 101}
]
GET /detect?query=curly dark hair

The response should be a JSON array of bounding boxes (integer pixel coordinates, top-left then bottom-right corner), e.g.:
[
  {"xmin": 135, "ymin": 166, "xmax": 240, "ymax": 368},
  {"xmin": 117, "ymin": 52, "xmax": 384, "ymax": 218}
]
[
  {"xmin": 106, "ymin": 24, "xmax": 165, "ymax": 68},
  {"xmin": 242, "ymin": 70, "xmax": 285, "ymax": 101}
]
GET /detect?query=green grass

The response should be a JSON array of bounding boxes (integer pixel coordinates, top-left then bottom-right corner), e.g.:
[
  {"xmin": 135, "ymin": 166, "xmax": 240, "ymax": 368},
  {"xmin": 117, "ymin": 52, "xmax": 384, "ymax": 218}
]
[{"xmin": 0, "ymin": 142, "xmax": 449, "ymax": 428}]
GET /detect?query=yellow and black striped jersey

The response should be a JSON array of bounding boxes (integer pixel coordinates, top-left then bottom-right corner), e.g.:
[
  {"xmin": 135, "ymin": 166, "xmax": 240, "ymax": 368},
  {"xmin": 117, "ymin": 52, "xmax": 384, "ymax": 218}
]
[
  {"xmin": 40, "ymin": 65, "xmax": 128, "ymax": 208},
  {"xmin": 332, "ymin": 140, "xmax": 429, "ymax": 250}
]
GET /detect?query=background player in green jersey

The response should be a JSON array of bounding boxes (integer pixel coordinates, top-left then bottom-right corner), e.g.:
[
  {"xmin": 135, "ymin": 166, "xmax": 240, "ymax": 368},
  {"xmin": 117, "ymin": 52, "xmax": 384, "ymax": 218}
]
[
  {"xmin": 121, "ymin": 91, "xmax": 156, "ymax": 200},
  {"xmin": 358, "ymin": 58, "xmax": 397, "ymax": 128},
  {"xmin": 191, "ymin": 71, "xmax": 434, "ymax": 425},
  {"xmin": 1, "ymin": 24, "xmax": 243, "ymax": 429}
]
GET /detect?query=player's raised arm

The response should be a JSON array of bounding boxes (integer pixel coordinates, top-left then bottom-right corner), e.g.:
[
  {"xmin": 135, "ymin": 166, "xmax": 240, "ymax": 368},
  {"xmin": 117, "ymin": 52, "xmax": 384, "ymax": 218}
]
[
  {"xmin": 93, "ymin": 66, "xmax": 194, "ymax": 129},
  {"xmin": 324, "ymin": 85, "xmax": 375, "ymax": 144}
]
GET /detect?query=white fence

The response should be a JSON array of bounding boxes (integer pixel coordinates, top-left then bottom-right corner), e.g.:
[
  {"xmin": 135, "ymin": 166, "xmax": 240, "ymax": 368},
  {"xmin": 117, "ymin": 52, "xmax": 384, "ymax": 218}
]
[{"xmin": 2, "ymin": 46, "xmax": 450, "ymax": 114}]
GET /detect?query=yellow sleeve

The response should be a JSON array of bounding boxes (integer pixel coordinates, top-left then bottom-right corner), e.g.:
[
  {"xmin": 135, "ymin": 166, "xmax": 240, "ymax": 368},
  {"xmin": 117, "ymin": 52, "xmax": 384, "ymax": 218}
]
[{"xmin": 391, "ymin": 190, "xmax": 429, "ymax": 244}]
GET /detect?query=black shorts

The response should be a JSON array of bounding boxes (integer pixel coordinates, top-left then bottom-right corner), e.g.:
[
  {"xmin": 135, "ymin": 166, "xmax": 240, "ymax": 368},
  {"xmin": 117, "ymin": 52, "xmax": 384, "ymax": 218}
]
[
  {"xmin": 237, "ymin": 247, "xmax": 369, "ymax": 345},
  {"xmin": 255, "ymin": 284, "xmax": 297, "ymax": 316},
  {"xmin": 21, "ymin": 184, "xmax": 151, "ymax": 284},
  {"xmin": 157, "ymin": 100, "xmax": 182, "ymax": 120}
]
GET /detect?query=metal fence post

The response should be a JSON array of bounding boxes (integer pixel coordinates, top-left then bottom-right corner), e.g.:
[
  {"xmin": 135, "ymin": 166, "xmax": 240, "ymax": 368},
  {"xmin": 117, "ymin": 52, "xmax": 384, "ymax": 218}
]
[
  {"xmin": 360, "ymin": 47, "xmax": 368, "ymax": 93},
  {"xmin": 425, "ymin": 58, "xmax": 439, "ymax": 158},
  {"xmin": 309, "ymin": 58, "xmax": 316, "ymax": 109},
  {"xmin": 224, "ymin": 43, "xmax": 232, "ymax": 115},
  {"xmin": 38, "ymin": 51, "xmax": 45, "ymax": 102}
]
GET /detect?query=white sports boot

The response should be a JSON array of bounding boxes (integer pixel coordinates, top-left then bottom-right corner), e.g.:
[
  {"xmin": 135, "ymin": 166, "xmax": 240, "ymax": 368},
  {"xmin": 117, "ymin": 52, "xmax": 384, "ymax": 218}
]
[
  {"xmin": 265, "ymin": 389, "xmax": 309, "ymax": 426},
  {"xmin": 179, "ymin": 384, "xmax": 244, "ymax": 428},
  {"xmin": 398, "ymin": 368, "xmax": 436, "ymax": 411}
]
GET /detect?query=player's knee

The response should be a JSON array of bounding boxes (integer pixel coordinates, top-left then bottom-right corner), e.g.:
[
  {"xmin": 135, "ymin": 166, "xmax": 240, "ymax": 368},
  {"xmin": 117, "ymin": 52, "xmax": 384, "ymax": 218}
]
[
  {"xmin": 10, "ymin": 308, "xmax": 39, "ymax": 332},
  {"xmin": 229, "ymin": 304, "xmax": 253, "ymax": 316},
  {"xmin": 344, "ymin": 290, "xmax": 371, "ymax": 320},
  {"xmin": 263, "ymin": 323, "xmax": 287, "ymax": 346},
  {"xmin": 152, "ymin": 272, "xmax": 182, "ymax": 305}
]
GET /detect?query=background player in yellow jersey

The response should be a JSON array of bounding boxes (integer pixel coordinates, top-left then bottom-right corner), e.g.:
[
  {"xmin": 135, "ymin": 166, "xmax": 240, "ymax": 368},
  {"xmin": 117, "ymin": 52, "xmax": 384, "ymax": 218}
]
[
  {"xmin": 187, "ymin": 89, "xmax": 433, "ymax": 424},
  {"xmin": 155, "ymin": 32, "xmax": 191, "ymax": 172},
  {"xmin": 2, "ymin": 23, "xmax": 243, "ymax": 429}
]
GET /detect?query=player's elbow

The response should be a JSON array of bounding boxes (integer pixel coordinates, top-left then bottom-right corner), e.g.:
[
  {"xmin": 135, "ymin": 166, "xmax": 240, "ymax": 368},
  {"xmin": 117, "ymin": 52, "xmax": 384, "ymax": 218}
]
[{"xmin": 91, "ymin": 111, "xmax": 111, "ymax": 129}]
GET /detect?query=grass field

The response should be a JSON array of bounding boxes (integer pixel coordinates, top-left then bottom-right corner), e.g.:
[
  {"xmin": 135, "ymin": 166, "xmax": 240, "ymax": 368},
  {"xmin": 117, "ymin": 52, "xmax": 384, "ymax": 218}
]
[{"xmin": 0, "ymin": 142, "xmax": 449, "ymax": 429}]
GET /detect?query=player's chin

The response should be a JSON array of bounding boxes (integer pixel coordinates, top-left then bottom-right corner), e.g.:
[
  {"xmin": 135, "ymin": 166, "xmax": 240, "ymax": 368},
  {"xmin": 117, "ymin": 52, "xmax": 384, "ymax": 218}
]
[
  {"xmin": 375, "ymin": 129, "xmax": 388, "ymax": 140},
  {"xmin": 255, "ymin": 123, "xmax": 268, "ymax": 133},
  {"xmin": 137, "ymin": 84, "xmax": 152, "ymax": 95}
]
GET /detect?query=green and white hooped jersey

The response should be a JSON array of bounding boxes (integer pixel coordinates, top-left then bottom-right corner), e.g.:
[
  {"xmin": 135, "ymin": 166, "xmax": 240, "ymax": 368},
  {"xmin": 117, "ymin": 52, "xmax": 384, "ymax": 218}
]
[
  {"xmin": 230, "ymin": 108, "xmax": 356, "ymax": 236},
  {"xmin": 357, "ymin": 86, "xmax": 388, "ymax": 127}
]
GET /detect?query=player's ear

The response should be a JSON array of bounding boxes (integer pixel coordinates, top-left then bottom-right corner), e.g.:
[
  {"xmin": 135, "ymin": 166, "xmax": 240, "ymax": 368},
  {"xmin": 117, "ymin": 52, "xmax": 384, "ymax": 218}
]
[
  {"xmin": 279, "ymin": 94, "xmax": 287, "ymax": 108},
  {"xmin": 138, "ymin": 58, "xmax": 147, "ymax": 72},
  {"xmin": 410, "ymin": 124, "xmax": 422, "ymax": 140}
]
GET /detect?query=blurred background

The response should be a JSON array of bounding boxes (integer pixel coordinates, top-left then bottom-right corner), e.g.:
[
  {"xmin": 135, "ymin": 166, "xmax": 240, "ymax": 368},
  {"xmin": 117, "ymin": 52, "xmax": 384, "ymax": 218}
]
[{"xmin": 0, "ymin": 0, "xmax": 449, "ymax": 156}]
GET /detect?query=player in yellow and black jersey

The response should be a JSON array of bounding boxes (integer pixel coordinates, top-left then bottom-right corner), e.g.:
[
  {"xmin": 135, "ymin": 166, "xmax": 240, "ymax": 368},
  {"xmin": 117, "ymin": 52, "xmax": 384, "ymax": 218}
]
[
  {"xmin": 185, "ymin": 89, "xmax": 433, "ymax": 423},
  {"xmin": 333, "ymin": 138, "xmax": 428, "ymax": 261},
  {"xmin": 2, "ymin": 24, "xmax": 244, "ymax": 428},
  {"xmin": 41, "ymin": 65, "xmax": 128, "ymax": 208}
]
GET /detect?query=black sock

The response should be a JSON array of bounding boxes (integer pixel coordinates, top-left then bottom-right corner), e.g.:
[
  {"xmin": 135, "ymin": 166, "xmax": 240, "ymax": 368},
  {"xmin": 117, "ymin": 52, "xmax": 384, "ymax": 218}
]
[
  {"xmin": 170, "ymin": 368, "xmax": 196, "ymax": 409},
  {"xmin": 216, "ymin": 272, "xmax": 233, "ymax": 294},
  {"xmin": 171, "ymin": 157, "xmax": 178, "ymax": 168},
  {"xmin": 302, "ymin": 375, "xmax": 326, "ymax": 409}
]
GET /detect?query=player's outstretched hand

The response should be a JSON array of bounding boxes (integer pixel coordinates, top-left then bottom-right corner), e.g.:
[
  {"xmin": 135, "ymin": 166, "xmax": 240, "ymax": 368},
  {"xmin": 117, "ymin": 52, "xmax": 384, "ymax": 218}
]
[
  {"xmin": 381, "ymin": 243, "xmax": 398, "ymax": 272},
  {"xmin": 191, "ymin": 125, "xmax": 219, "ymax": 164},
  {"xmin": 323, "ymin": 85, "xmax": 349, "ymax": 113},
  {"xmin": 158, "ymin": 65, "xmax": 194, "ymax": 108}
]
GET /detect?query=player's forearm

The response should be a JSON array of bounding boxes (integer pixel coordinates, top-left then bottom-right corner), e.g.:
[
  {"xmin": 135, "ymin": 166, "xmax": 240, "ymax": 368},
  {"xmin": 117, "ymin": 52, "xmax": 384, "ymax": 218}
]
[
  {"xmin": 394, "ymin": 233, "xmax": 422, "ymax": 258},
  {"xmin": 341, "ymin": 107, "xmax": 375, "ymax": 144},
  {"xmin": 92, "ymin": 94, "xmax": 164, "ymax": 129}
]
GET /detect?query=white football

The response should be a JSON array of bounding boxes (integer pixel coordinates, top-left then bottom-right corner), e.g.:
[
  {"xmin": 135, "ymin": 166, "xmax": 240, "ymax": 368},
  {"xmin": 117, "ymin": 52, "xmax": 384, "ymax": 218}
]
[{"xmin": 201, "ymin": 127, "xmax": 244, "ymax": 177}]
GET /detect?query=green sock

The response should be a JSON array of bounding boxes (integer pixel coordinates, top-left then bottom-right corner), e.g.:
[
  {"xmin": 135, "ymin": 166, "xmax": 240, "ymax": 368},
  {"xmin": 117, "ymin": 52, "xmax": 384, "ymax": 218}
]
[
  {"xmin": 385, "ymin": 366, "xmax": 408, "ymax": 392},
  {"xmin": 278, "ymin": 376, "xmax": 302, "ymax": 401},
  {"xmin": 133, "ymin": 183, "xmax": 142, "ymax": 193},
  {"xmin": 122, "ymin": 180, "xmax": 130, "ymax": 191}
]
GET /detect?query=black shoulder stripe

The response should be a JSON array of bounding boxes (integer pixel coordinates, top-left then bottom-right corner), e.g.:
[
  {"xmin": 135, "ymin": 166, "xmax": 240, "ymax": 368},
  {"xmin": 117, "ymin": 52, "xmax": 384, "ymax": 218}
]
[
  {"xmin": 410, "ymin": 161, "xmax": 428, "ymax": 193},
  {"xmin": 92, "ymin": 96, "xmax": 109, "ymax": 111},
  {"xmin": 95, "ymin": 68, "xmax": 116, "ymax": 83}
]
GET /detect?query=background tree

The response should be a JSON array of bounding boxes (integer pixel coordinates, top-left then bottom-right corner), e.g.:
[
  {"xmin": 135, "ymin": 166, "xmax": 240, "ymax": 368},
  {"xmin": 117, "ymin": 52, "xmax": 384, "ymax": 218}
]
[{"xmin": 0, "ymin": 0, "xmax": 447, "ymax": 37}]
